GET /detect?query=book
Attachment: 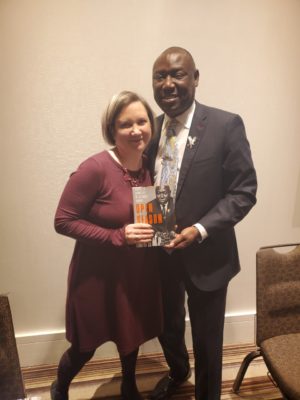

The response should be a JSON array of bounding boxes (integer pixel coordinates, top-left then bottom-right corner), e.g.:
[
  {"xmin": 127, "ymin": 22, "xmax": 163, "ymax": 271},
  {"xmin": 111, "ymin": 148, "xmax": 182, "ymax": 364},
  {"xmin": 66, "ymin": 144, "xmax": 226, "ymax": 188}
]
[{"xmin": 132, "ymin": 185, "xmax": 176, "ymax": 247}]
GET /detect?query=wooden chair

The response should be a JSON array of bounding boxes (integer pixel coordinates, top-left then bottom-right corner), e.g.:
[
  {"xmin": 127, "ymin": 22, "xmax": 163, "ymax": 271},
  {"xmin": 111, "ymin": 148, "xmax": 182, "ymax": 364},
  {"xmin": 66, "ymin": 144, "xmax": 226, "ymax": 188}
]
[
  {"xmin": 232, "ymin": 243, "xmax": 300, "ymax": 399},
  {"xmin": 0, "ymin": 295, "xmax": 26, "ymax": 400}
]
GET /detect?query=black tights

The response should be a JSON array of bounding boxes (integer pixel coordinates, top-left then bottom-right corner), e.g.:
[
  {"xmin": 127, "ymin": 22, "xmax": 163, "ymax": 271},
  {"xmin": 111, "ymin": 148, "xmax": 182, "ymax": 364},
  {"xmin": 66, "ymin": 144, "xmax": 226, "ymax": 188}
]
[
  {"xmin": 56, "ymin": 345, "xmax": 139, "ymax": 396},
  {"xmin": 120, "ymin": 348, "xmax": 139, "ymax": 395},
  {"xmin": 56, "ymin": 345, "xmax": 95, "ymax": 395}
]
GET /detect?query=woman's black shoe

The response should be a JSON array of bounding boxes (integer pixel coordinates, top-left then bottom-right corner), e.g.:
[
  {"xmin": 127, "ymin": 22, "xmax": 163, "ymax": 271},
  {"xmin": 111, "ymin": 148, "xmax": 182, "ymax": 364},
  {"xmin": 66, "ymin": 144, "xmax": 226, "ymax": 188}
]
[
  {"xmin": 121, "ymin": 381, "xmax": 143, "ymax": 400},
  {"xmin": 50, "ymin": 381, "xmax": 69, "ymax": 400}
]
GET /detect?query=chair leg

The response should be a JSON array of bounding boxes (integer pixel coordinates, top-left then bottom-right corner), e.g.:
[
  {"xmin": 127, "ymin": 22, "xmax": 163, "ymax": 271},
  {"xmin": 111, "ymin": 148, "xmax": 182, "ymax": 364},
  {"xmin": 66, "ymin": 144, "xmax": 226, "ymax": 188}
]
[{"xmin": 232, "ymin": 350, "xmax": 261, "ymax": 393}]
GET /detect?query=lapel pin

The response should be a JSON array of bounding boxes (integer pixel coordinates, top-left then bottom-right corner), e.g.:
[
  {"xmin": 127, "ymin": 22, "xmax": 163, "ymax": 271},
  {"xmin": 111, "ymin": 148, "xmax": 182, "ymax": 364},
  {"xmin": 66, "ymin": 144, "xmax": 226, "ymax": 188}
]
[{"xmin": 187, "ymin": 136, "xmax": 197, "ymax": 149}]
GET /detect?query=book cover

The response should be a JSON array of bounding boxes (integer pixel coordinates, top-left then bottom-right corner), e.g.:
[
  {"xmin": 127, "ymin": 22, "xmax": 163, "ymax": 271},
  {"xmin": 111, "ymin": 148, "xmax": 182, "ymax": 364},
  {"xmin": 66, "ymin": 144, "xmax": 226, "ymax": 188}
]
[{"xmin": 132, "ymin": 185, "xmax": 176, "ymax": 247}]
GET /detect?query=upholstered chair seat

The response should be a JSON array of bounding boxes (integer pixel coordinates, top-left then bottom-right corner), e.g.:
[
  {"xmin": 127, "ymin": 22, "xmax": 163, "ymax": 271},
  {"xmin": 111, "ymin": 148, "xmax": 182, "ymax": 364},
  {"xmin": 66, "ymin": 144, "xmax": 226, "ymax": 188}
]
[{"xmin": 261, "ymin": 333, "xmax": 300, "ymax": 400}]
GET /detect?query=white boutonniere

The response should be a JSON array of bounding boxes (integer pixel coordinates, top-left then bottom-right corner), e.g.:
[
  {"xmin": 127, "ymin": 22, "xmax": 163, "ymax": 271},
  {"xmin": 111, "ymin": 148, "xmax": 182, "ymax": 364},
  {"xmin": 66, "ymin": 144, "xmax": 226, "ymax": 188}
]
[{"xmin": 187, "ymin": 136, "xmax": 197, "ymax": 149}]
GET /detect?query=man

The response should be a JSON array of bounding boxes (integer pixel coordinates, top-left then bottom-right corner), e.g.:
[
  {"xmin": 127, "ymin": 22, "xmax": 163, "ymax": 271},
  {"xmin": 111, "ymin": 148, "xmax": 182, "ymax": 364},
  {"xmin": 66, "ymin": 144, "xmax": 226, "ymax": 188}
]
[
  {"xmin": 147, "ymin": 47, "xmax": 257, "ymax": 400},
  {"xmin": 147, "ymin": 185, "xmax": 176, "ymax": 245}
]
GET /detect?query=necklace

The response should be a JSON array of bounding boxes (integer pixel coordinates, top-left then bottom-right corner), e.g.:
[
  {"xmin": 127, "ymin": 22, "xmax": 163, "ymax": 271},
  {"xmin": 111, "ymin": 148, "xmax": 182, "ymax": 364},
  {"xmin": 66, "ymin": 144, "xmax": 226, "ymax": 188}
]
[
  {"xmin": 108, "ymin": 150, "xmax": 145, "ymax": 187},
  {"xmin": 121, "ymin": 166, "xmax": 145, "ymax": 187}
]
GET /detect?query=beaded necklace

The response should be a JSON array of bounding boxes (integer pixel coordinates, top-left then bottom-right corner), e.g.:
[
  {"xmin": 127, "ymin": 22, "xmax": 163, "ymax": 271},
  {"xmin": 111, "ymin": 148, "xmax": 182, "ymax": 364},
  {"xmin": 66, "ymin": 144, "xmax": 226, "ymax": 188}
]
[
  {"xmin": 121, "ymin": 166, "xmax": 145, "ymax": 187},
  {"xmin": 108, "ymin": 149, "xmax": 145, "ymax": 187}
]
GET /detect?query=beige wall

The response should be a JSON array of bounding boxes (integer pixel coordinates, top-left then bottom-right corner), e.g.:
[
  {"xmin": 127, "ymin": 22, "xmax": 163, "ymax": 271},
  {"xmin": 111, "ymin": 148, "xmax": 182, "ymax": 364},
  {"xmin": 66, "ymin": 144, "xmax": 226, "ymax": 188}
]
[{"xmin": 1, "ymin": 0, "xmax": 300, "ymax": 365}]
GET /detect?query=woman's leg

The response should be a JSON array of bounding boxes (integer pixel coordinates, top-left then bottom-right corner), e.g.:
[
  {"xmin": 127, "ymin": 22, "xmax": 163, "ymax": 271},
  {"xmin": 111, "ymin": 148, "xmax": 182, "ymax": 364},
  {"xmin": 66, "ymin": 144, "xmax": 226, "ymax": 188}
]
[
  {"xmin": 51, "ymin": 345, "xmax": 95, "ymax": 400},
  {"xmin": 119, "ymin": 348, "xmax": 142, "ymax": 400}
]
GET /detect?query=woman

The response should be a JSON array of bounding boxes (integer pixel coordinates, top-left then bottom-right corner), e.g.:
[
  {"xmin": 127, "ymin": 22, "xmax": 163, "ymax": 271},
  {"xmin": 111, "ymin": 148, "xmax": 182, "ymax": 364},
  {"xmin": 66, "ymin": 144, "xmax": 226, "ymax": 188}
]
[{"xmin": 51, "ymin": 91, "xmax": 162, "ymax": 400}]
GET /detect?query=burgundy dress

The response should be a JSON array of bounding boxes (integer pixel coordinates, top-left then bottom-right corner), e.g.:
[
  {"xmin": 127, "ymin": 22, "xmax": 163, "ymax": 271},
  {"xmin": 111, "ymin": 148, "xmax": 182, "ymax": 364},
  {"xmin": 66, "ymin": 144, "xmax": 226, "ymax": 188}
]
[{"xmin": 55, "ymin": 151, "xmax": 162, "ymax": 355}]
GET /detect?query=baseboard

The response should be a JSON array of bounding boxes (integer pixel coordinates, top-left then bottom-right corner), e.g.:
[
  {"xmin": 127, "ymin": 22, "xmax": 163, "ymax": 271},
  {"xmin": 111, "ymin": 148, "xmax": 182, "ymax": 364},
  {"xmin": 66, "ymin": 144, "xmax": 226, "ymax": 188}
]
[{"xmin": 16, "ymin": 312, "xmax": 255, "ymax": 367}]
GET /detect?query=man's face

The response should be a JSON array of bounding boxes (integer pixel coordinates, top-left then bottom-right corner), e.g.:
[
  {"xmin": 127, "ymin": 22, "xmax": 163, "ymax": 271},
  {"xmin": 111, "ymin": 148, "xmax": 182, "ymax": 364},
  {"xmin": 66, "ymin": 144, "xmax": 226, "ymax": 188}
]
[
  {"xmin": 156, "ymin": 186, "xmax": 170, "ymax": 205},
  {"xmin": 152, "ymin": 51, "xmax": 199, "ymax": 118}
]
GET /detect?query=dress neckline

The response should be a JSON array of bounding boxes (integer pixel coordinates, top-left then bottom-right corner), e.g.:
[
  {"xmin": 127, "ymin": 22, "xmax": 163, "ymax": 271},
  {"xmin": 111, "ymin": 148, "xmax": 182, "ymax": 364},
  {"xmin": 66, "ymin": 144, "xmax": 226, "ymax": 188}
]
[{"xmin": 105, "ymin": 150, "xmax": 146, "ymax": 187}]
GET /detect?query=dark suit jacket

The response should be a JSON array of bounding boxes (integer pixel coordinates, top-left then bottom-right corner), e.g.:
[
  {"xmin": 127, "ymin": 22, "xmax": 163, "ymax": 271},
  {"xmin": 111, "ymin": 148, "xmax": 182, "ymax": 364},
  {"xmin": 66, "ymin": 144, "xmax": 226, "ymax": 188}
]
[{"xmin": 147, "ymin": 101, "xmax": 257, "ymax": 291}]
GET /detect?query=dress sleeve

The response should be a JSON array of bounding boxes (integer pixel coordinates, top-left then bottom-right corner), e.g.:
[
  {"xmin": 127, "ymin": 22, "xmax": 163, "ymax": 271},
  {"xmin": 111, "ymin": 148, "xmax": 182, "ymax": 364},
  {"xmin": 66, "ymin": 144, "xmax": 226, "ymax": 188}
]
[{"xmin": 54, "ymin": 157, "xmax": 126, "ymax": 247}]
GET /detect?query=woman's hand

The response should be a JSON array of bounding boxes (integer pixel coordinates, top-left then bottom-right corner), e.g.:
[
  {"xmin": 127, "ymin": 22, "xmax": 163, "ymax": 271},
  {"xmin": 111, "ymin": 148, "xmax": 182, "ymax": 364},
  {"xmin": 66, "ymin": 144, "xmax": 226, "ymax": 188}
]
[{"xmin": 125, "ymin": 223, "xmax": 154, "ymax": 245}]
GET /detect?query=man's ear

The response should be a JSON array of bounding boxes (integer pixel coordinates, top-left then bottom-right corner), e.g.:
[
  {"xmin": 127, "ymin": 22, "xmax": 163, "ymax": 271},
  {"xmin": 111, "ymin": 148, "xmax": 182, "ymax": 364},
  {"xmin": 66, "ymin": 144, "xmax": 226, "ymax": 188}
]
[{"xmin": 194, "ymin": 69, "xmax": 200, "ymax": 86}]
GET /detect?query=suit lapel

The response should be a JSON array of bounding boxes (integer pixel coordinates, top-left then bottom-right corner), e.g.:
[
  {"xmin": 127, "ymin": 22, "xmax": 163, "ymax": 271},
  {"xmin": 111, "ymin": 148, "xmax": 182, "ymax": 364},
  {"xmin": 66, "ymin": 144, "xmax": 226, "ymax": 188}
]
[
  {"xmin": 176, "ymin": 102, "xmax": 208, "ymax": 199},
  {"xmin": 148, "ymin": 115, "xmax": 164, "ymax": 177}
]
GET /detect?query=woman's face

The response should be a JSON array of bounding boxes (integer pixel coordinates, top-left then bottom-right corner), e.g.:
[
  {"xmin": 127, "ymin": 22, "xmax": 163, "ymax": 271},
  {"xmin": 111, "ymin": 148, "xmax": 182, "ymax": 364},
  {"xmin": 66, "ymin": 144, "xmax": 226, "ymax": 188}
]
[{"xmin": 114, "ymin": 101, "xmax": 152, "ymax": 155}]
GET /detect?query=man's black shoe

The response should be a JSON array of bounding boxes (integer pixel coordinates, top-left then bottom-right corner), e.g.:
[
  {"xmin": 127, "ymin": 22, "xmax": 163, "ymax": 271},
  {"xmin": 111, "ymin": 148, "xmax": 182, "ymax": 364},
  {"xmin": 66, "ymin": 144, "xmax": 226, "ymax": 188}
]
[{"xmin": 147, "ymin": 369, "xmax": 191, "ymax": 399}]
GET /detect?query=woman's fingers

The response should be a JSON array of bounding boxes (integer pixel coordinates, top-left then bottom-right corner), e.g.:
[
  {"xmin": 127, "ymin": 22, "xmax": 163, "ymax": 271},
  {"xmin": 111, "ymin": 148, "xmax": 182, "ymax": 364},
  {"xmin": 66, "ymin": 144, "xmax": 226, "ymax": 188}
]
[{"xmin": 125, "ymin": 223, "xmax": 154, "ymax": 244}]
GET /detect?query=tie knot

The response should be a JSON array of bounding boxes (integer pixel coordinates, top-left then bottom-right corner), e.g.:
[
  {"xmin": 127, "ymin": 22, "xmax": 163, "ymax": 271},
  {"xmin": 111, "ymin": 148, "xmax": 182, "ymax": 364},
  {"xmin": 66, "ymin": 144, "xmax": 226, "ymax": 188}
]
[{"xmin": 166, "ymin": 119, "xmax": 177, "ymax": 138}]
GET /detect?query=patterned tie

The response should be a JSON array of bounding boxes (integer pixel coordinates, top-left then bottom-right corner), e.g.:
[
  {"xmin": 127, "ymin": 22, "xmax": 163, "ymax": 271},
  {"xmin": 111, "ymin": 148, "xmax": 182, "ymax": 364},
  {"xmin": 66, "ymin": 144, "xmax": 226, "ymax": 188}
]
[{"xmin": 160, "ymin": 119, "xmax": 179, "ymax": 198}]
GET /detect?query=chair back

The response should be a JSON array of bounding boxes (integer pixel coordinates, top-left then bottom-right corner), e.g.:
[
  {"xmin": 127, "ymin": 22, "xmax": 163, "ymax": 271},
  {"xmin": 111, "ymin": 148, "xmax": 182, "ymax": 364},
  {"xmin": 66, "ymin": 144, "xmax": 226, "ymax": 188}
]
[
  {"xmin": 0, "ymin": 295, "xmax": 26, "ymax": 400},
  {"xmin": 256, "ymin": 243, "xmax": 300, "ymax": 345}
]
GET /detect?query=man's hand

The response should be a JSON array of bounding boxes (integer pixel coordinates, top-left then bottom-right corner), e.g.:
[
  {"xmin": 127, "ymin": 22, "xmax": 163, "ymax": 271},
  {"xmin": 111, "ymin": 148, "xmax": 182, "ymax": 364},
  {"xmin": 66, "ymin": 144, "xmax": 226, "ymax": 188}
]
[{"xmin": 165, "ymin": 226, "xmax": 201, "ymax": 249}]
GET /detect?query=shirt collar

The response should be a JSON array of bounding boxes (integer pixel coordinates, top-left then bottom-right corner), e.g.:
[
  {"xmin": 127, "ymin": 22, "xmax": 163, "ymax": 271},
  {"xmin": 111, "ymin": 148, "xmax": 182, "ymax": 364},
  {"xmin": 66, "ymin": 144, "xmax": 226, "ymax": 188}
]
[{"xmin": 163, "ymin": 101, "xmax": 196, "ymax": 130}]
